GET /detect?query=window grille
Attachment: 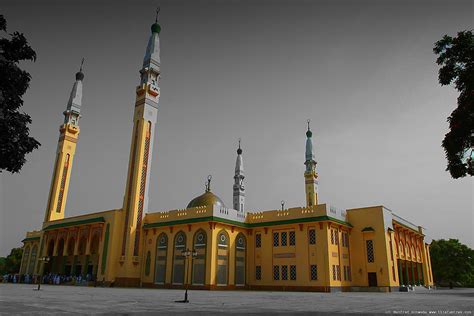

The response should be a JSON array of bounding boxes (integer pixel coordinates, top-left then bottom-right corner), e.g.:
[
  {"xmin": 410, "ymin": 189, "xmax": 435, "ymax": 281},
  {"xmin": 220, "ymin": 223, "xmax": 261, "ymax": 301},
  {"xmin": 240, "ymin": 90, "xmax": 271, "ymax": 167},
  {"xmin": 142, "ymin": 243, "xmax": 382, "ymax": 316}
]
[
  {"xmin": 273, "ymin": 232, "xmax": 279, "ymax": 247},
  {"xmin": 256, "ymin": 266, "xmax": 261, "ymax": 280},
  {"xmin": 289, "ymin": 231, "xmax": 296, "ymax": 246},
  {"xmin": 281, "ymin": 232, "xmax": 287, "ymax": 246},
  {"xmin": 310, "ymin": 265, "xmax": 318, "ymax": 280},
  {"xmin": 336, "ymin": 265, "xmax": 341, "ymax": 280},
  {"xmin": 331, "ymin": 230, "xmax": 335, "ymax": 244},
  {"xmin": 332, "ymin": 265, "xmax": 336, "ymax": 280},
  {"xmin": 281, "ymin": 265, "xmax": 288, "ymax": 280},
  {"xmin": 256, "ymin": 233, "xmax": 261, "ymax": 248},
  {"xmin": 273, "ymin": 265, "xmax": 280, "ymax": 280},
  {"xmin": 309, "ymin": 229, "xmax": 316, "ymax": 245},
  {"xmin": 343, "ymin": 266, "xmax": 347, "ymax": 281},
  {"xmin": 366, "ymin": 240, "xmax": 375, "ymax": 263},
  {"xmin": 334, "ymin": 231, "xmax": 339, "ymax": 245},
  {"xmin": 290, "ymin": 265, "xmax": 297, "ymax": 280}
]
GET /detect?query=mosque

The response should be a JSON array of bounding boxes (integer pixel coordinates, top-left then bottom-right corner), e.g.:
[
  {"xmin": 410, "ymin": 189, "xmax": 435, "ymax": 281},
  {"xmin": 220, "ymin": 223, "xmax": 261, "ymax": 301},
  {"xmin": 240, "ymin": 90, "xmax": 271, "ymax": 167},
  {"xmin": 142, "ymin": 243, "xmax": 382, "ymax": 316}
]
[{"xmin": 19, "ymin": 16, "xmax": 434, "ymax": 292}]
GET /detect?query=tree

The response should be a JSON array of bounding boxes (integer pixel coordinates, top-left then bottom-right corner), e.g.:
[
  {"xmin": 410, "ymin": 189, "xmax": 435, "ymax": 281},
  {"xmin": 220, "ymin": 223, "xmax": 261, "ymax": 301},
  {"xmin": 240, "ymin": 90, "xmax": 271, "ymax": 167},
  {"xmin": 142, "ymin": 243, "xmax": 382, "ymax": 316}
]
[
  {"xmin": 0, "ymin": 247, "xmax": 23, "ymax": 275},
  {"xmin": 0, "ymin": 14, "xmax": 40, "ymax": 174},
  {"xmin": 433, "ymin": 30, "xmax": 474, "ymax": 179},
  {"xmin": 430, "ymin": 239, "xmax": 474, "ymax": 288}
]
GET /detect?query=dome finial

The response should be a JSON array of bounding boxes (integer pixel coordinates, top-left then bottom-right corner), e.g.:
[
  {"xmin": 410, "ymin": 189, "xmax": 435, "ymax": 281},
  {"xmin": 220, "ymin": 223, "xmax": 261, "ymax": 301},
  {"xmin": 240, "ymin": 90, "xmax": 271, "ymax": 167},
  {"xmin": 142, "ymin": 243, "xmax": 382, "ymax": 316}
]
[
  {"xmin": 306, "ymin": 119, "xmax": 312, "ymax": 138},
  {"xmin": 151, "ymin": 7, "xmax": 161, "ymax": 33},
  {"xmin": 205, "ymin": 175, "xmax": 212, "ymax": 192},
  {"xmin": 237, "ymin": 138, "xmax": 242, "ymax": 155},
  {"xmin": 76, "ymin": 58, "xmax": 85, "ymax": 81},
  {"xmin": 155, "ymin": 7, "xmax": 160, "ymax": 23}
]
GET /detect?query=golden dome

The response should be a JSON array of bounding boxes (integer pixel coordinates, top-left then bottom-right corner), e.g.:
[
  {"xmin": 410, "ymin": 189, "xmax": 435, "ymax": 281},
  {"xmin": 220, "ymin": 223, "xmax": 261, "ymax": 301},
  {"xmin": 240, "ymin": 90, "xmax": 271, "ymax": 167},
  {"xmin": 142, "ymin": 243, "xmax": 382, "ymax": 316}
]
[{"xmin": 187, "ymin": 191, "xmax": 225, "ymax": 209}]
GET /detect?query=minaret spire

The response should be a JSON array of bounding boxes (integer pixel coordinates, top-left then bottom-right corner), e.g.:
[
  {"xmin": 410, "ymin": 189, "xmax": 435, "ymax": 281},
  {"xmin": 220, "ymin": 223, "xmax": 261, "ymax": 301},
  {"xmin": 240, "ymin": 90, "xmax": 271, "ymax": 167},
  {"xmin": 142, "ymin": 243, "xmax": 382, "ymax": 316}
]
[
  {"xmin": 120, "ymin": 15, "xmax": 162, "ymax": 276},
  {"xmin": 44, "ymin": 64, "xmax": 84, "ymax": 222},
  {"xmin": 233, "ymin": 138, "xmax": 245, "ymax": 213},
  {"xmin": 304, "ymin": 120, "xmax": 318, "ymax": 207}
]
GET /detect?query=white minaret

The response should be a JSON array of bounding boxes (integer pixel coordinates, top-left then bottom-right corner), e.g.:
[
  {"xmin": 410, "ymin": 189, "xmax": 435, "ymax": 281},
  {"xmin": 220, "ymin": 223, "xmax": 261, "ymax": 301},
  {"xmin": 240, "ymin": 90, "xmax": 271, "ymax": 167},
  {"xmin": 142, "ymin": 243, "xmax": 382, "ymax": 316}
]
[
  {"xmin": 233, "ymin": 139, "xmax": 245, "ymax": 213},
  {"xmin": 304, "ymin": 120, "xmax": 318, "ymax": 207}
]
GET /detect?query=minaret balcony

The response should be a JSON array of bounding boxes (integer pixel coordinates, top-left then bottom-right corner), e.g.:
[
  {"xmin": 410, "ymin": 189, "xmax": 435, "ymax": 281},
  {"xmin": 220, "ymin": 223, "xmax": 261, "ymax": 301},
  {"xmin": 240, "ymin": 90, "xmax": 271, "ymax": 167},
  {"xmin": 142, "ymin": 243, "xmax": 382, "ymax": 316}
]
[
  {"xmin": 59, "ymin": 124, "xmax": 79, "ymax": 134},
  {"xmin": 136, "ymin": 86, "xmax": 146, "ymax": 97}
]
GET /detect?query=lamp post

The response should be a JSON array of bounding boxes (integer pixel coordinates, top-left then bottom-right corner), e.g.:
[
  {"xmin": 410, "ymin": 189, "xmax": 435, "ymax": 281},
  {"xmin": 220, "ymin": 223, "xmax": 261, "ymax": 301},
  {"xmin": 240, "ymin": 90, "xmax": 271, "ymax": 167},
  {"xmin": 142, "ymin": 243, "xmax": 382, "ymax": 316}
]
[
  {"xmin": 36, "ymin": 256, "xmax": 50, "ymax": 291},
  {"xmin": 176, "ymin": 248, "xmax": 197, "ymax": 303}
]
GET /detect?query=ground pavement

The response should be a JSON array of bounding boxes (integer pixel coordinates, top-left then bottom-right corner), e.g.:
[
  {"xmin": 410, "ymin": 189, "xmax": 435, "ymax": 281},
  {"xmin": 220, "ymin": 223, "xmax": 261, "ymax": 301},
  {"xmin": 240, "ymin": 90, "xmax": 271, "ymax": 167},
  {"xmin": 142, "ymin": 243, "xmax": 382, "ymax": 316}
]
[{"xmin": 0, "ymin": 283, "xmax": 473, "ymax": 315}]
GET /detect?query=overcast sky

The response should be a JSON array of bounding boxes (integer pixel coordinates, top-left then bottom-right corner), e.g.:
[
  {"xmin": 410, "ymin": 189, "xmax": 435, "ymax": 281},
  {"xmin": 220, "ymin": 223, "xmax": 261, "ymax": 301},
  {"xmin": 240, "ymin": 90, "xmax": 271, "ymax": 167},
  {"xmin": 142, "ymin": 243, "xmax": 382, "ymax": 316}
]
[{"xmin": 1, "ymin": 0, "xmax": 472, "ymax": 256}]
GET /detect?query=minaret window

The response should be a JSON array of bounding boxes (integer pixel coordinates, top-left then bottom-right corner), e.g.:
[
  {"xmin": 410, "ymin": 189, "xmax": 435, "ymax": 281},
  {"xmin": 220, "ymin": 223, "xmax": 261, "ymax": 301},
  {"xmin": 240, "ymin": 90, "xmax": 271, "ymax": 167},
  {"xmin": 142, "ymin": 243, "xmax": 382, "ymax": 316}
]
[{"xmin": 56, "ymin": 154, "xmax": 70, "ymax": 213}]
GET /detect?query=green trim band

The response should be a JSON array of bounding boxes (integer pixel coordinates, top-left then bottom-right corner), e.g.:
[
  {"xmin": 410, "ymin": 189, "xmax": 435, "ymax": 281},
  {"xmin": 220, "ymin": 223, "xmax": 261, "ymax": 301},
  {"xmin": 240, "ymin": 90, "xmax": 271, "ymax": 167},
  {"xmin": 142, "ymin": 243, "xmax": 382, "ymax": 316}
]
[
  {"xmin": 21, "ymin": 237, "xmax": 40, "ymax": 242},
  {"xmin": 44, "ymin": 217, "xmax": 105, "ymax": 231},
  {"xmin": 143, "ymin": 215, "xmax": 352, "ymax": 229}
]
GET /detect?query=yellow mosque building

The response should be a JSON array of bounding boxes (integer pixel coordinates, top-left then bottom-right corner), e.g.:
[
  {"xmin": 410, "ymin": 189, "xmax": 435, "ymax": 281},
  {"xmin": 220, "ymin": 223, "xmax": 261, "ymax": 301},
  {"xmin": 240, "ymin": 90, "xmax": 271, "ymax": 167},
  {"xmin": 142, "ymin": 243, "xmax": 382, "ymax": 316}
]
[{"xmin": 19, "ymin": 17, "xmax": 434, "ymax": 292}]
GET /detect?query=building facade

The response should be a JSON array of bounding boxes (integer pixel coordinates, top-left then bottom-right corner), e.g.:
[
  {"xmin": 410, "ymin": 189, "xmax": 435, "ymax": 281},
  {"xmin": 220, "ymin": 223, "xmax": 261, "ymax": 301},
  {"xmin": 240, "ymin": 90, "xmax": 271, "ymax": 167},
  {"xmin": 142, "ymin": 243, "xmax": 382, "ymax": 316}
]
[{"xmin": 19, "ymin": 17, "xmax": 434, "ymax": 292}]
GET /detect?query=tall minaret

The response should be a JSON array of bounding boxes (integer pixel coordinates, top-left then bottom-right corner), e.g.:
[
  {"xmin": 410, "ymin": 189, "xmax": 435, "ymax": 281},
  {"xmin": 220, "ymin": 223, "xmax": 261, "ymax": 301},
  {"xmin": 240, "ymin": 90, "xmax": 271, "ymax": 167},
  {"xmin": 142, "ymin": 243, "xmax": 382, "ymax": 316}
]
[
  {"xmin": 44, "ymin": 62, "xmax": 84, "ymax": 223},
  {"xmin": 233, "ymin": 139, "xmax": 245, "ymax": 213},
  {"xmin": 304, "ymin": 120, "xmax": 318, "ymax": 207},
  {"xmin": 120, "ymin": 15, "xmax": 161, "ymax": 263}
]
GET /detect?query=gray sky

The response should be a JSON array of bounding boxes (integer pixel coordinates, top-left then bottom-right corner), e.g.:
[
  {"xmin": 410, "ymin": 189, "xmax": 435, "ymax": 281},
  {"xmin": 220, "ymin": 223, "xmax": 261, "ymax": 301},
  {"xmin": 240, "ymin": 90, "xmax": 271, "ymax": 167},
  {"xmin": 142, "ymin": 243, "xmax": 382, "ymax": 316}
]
[{"xmin": 1, "ymin": 0, "xmax": 473, "ymax": 256}]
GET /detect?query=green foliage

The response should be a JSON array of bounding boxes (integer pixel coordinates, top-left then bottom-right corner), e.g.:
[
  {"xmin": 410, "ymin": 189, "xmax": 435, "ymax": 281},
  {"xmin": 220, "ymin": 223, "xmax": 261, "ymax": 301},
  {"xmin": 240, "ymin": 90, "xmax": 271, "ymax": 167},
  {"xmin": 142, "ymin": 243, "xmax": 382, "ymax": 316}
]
[
  {"xmin": 430, "ymin": 239, "xmax": 474, "ymax": 287},
  {"xmin": 433, "ymin": 30, "xmax": 474, "ymax": 179},
  {"xmin": 0, "ymin": 247, "xmax": 23, "ymax": 275},
  {"xmin": 0, "ymin": 14, "xmax": 40, "ymax": 174}
]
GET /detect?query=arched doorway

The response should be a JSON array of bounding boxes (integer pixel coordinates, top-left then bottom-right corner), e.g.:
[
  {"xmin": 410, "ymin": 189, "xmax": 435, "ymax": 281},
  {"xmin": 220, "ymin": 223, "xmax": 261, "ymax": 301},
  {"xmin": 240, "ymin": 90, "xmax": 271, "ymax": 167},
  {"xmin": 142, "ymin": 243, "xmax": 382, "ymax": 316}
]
[
  {"xmin": 192, "ymin": 230, "xmax": 207, "ymax": 285},
  {"xmin": 216, "ymin": 230, "xmax": 229, "ymax": 286},
  {"xmin": 21, "ymin": 246, "xmax": 30, "ymax": 274},
  {"xmin": 172, "ymin": 231, "xmax": 186, "ymax": 285},
  {"xmin": 55, "ymin": 238, "xmax": 65, "ymax": 273},
  {"xmin": 235, "ymin": 233, "xmax": 246, "ymax": 286},
  {"xmin": 88, "ymin": 234, "xmax": 100, "ymax": 279},
  {"xmin": 154, "ymin": 233, "xmax": 168, "ymax": 284},
  {"xmin": 27, "ymin": 245, "xmax": 37, "ymax": 275}
]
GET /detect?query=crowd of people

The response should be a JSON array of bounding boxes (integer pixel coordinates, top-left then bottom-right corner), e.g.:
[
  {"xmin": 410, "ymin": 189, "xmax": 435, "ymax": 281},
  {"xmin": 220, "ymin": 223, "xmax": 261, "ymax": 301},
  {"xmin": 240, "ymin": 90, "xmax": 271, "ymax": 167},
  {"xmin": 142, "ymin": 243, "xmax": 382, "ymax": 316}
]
[{"xmin": 2, "ymin": 273, "xmax": 96, "ymax": 285}]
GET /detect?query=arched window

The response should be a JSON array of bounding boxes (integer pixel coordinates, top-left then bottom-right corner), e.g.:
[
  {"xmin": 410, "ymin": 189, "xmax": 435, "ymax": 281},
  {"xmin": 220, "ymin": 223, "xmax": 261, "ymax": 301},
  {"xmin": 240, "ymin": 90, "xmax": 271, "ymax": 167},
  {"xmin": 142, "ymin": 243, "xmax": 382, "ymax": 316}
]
[
  {"xmin": 154, "ymin": 233, "xmax": 168, "ymax": 284},
  {"xmin": 235, "ymin": 233, "xmax": 246, "ymax": 286},
  {"xmin": 27, "ymin": 245, "xmax": 37, "ymax": 274},
  {"xmin": 172, "ymin": 232, "xmax": 186, "ymax": 285},
  {"xmin": 21, "ymin": 246, "xmax": 30, "ymax": 274},
  {"xmin": 216, "ymin": 230, "xmax": 229, "ymax": 286},
  {"xmin": 192, "ymin": 230, "xmax": 207, "ymax": 285}
]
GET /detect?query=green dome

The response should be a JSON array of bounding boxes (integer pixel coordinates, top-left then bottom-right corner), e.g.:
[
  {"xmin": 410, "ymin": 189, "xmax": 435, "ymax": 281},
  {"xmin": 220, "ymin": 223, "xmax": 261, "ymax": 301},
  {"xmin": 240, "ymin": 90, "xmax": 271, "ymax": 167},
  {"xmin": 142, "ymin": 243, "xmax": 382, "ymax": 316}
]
[
  {"xmin": 187, "ymin": 191, "xmax": 225, "ymax": 209},
  {"xmin": 306, "ymin": 130, "xmax": 312, "ymax": 137},
  {"xmin": 151, "ymin": 23, "xmax": 161, "ymax": 34}
]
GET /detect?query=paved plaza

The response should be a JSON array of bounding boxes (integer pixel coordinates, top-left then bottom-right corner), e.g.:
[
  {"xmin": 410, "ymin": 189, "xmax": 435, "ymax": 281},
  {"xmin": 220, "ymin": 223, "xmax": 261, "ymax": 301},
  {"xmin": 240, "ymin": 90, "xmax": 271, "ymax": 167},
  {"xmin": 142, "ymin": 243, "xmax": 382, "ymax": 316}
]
[{"xmin": 0, "ymin": 284, "xmax": 473, "ymax": 315}]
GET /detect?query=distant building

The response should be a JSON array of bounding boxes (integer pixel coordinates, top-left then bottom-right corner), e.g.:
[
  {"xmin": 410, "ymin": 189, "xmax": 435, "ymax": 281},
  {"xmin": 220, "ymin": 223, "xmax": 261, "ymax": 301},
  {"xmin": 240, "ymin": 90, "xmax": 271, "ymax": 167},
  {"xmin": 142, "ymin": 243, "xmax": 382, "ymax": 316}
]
[{"xmin": 19, "ymin": 17, "xmax": 433, "ymax": 292}]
